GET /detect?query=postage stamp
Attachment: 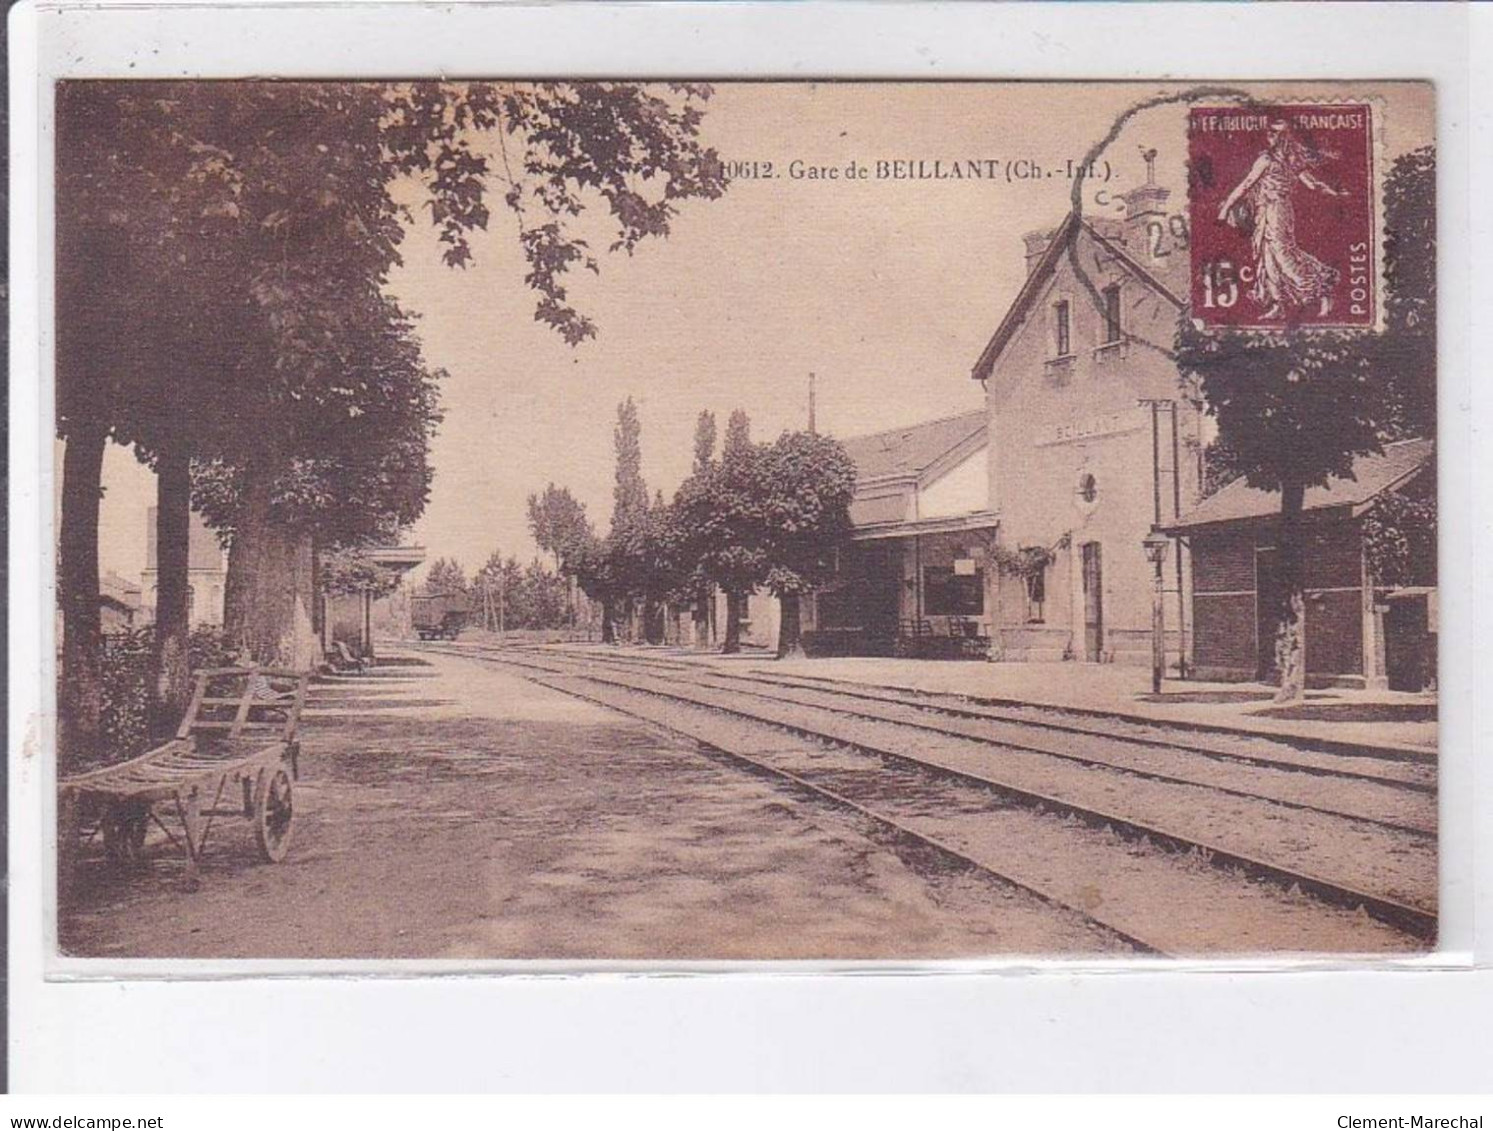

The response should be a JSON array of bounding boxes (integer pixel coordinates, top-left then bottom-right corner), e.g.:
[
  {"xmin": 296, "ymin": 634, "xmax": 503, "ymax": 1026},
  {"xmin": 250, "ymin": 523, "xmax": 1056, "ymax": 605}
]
[{"xmin": 1188, "ymin": 103, "xmax": 1378, "ymax": 330}]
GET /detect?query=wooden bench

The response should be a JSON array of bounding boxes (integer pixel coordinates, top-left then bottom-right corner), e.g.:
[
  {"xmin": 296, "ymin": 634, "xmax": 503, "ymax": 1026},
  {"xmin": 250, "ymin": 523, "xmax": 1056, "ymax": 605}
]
[{"xmin": 59, "ymin": 667, "xmax": 310, "ymax": 888}]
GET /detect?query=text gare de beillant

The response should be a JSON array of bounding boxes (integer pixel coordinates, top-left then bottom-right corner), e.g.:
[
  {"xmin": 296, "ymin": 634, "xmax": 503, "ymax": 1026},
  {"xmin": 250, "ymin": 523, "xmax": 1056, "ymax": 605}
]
[{"xmin": 719, "ymin": 157, "xmax": 1113, "ymax": 183}]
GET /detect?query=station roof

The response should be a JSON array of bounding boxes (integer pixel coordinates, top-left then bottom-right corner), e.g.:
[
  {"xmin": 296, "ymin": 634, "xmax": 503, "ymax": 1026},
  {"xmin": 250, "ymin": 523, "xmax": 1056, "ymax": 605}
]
[
  {"xmin": 367, "ymin": 545, "xmax": 427, "ymax": 574},
  {"xmin": 970, "ymin": 211, "xmax": 1185, "ymax": 385},
  {"xmin": 838, "ymin": 409, "xmax": 986, "ymax": 483},
  {"xmin": 1165, "ymin": 438, "xmax": 1434, "ymax": 532}
]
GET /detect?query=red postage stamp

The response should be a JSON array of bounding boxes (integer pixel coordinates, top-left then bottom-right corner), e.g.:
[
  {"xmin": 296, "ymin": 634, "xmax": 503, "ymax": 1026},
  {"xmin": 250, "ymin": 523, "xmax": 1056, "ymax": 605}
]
[{"xmin": 1188, "ymin": 103, "xmax": 1377, "ymax": 331}]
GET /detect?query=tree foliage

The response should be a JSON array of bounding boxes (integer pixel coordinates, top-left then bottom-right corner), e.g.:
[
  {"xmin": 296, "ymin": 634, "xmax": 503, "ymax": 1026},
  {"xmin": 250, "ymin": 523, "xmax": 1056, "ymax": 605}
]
[
  {"xmin": 318, "ymin": 545, "xmax": 408, "ymax": 599},
  {"xmin": 56, "ymin": 78, "xmax": 726, "ymax": 703},
  {"xmin": 611, "ymin": 397, "xmax": 649, "ymax": 529},
  {"xmin": 526, "ymin": 483, "xmax": 595, "ymax": 572},
  {"xmin": 472, "ymin": 550, "xmax": 572, "ymax": 630},
  {"xmin": 673, "ymin": 409, "xmax": 770, "ymax": 602},
  {"xmin": 421, "ymin": 556, "xmax": 470, "ymax": 597},
  {"xmin": 692, "ymin": 410, "xmax": 717, "ymax": 474},
  {"xmin": 757, "ymin": 432, "xmax": 857, "ymax": 598}
]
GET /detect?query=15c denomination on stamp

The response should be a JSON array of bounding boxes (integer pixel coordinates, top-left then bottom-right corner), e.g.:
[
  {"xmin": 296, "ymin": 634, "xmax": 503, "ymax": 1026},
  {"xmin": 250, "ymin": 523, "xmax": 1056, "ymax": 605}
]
[{"xmin": 1188, "ymin": 103, "xmax": 1378, "ymax": 331}]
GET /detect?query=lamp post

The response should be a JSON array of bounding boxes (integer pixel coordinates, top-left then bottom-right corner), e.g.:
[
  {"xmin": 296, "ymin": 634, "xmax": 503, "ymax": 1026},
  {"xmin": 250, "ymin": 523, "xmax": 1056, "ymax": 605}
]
[{"xmin": 1142, "ymin": 530, "xmax": 1170, "ymax": 695}]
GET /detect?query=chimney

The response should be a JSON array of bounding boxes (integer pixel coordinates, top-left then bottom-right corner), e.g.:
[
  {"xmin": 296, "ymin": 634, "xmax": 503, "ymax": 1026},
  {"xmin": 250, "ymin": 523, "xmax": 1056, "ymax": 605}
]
[
  {"xmin": 1022, "ymin": 227, "xmax": 1058, "ymax": 276},
  {"xmin": 1119, "ymin": 147, "xmax": 1171, "ymax": 255}
]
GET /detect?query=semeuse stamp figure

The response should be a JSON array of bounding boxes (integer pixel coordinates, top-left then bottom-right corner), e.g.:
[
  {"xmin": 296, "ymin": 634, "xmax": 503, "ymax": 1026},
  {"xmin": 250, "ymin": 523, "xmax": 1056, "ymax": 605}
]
[
  {"xmin": 1217, "ymin": 119, "xmax": 1346, "ymax": 321},
  {"xmin": 1190, "ymin": 104, "xmax": 1377, "ymax": 329}
]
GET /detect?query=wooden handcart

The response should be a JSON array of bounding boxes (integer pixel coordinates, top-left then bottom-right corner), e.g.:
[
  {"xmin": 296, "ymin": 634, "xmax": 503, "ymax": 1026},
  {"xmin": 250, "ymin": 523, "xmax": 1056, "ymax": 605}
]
[{"xmin": 59, "ymin": 667, "xmax": 310, "ymax": 887}]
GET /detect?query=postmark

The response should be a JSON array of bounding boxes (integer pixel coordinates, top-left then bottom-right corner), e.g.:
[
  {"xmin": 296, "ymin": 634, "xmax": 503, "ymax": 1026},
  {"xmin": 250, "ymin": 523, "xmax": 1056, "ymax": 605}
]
[{"xmin": 1188, "ymin": 103, "xmax": 1378, "ymax": 331}]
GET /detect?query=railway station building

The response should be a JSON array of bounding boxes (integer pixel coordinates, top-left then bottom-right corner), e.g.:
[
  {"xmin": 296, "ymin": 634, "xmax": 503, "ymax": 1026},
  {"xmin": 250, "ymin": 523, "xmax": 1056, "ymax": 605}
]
[
  {"xmin": 1163, "ymin": 439, "xmax": 1436, "ymax": 691},
  {"xmin": 804, "ymin": 176, "xmax": 1207, "ymax": 670}
]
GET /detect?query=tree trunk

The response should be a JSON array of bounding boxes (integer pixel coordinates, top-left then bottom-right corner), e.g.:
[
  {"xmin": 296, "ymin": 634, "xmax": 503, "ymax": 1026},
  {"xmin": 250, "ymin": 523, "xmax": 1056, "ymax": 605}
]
[
  {"xmin": 776, "ymin": 592, "xmax": 805, "ymax": 660},
  {"xmin": 693, "ymin": 586, "xmax": 712, "ymax": 650},
  {"xmin": 1273, "ymin": 479, "xmax": 1308, "ymax": 703},
  {"xmin": 601, "ymin": 598, "xmax": 616, "ymax": 644},
  {"xmin": 58, "ymin": 421, "xmax": 108, "ymax": 770},
  {"xmin": 645, "ymin": 600, "xmax": 665, "ymax": 645},
  {"xmin": 222, "ymin": 468, "xmax": 320, "ymax": 669},
  {"xmin": 151, "ymin": 444, "xmax": 193, "ymax": 741},
  {"xmin": 722, "ymin": 590, "xmax": 743, "ymax": 654}
]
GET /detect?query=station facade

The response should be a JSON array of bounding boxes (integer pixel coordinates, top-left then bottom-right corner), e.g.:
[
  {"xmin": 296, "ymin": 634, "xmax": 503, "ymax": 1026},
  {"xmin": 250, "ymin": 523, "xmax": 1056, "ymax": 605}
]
[{"xmin": 804, "ymin": 175, "xmax": 1207, "ymax": 670}]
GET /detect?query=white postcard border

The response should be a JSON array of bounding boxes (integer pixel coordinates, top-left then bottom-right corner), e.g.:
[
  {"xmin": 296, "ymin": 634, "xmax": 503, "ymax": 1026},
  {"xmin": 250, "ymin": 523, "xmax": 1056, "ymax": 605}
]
[{"xmin": 9, "ymin": 0, "xmax": 1488, "ymax": 1092}]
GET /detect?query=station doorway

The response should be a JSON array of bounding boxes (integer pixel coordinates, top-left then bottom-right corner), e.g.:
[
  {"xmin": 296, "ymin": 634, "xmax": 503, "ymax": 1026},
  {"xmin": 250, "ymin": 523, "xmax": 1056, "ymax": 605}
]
[{"xmin": 1081, "ymin": 541, "xmax": 1104, "ymax": 661}]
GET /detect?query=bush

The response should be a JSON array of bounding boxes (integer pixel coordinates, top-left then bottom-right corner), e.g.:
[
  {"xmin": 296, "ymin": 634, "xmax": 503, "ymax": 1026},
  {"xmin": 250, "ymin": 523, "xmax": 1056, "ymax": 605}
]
[
  {"xmin": 97, "ymin": 629, "xmax": 154, "ymax": 766},
  {"xmin": 187, "ymin": 624, "xmax": 239, "ymax": 671},
  {"xmin": 94, "ymin": 625, "xmax": 240, "ymax": 767}
]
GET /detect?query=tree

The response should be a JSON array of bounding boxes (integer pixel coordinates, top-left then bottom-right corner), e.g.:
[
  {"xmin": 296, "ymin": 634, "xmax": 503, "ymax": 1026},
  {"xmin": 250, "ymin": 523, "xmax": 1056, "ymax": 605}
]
[
  {"xmin": 673, "ymin": 409, "xmax": 769, "ymax": 653},
  {"xmin": 527, "ymin": 482, "xmax": 595, "ymax": 628},
  {"xmin": 1379, "ymin": 146, "xmax": 1436, "ymax": 440},
  {"xmin": 56, "ymin": 82, "xmax": 255, "ymax": 758},
  {"xmin": 692, "ymin": 410, "xmax": 718, "ymax": 474},
  {"xmin": 54, "ymin": 79, "xmax": 725, "ymax": 761},
  {"xmin": 189, "ymin": 287, "xmax": 443, "ymax": 669},
  {"xmin": 1176, "ymin": 145, "xmax": 1435, "ymax": 702},
  {"xmin": 603, "ymin": 397, "xmax": 653, "ymax": 641},
  {"xmin": 723, "ymin": 408, "xmax": 752, "ymax": 461},
  {"xmin": 527, "ymin": 484, "xmax": 594, "ymax": 573},
  {"xmin": 422, "ymin": 557, "xmax": 470, "ymax": 597},
  {"xmin": 686, "ymin": 411, "xmax": 719, "ymax": 647},
  {"xmin": 716, "ymin": 410, "xmax": 762, "ymax": 652},
  {"xmin": 318, "ymin": 545, "xmax": 407, "ymax": 602},
  {"xmin": 611, "ymin": 398, "xmax": 649, "ymax": 528},
  {"xmin": 758, "ymin": 432, "xmax": 857, "ymax": 659}
]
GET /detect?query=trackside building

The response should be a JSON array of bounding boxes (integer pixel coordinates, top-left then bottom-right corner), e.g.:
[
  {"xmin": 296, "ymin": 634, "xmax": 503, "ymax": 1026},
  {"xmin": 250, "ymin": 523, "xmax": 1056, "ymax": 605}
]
[
  {"xmin": 806, "ymin": 173, "xmax": 1208, "ymax": 670},
  {"xmin": 1164, "ymin": 439, "xmax": 1436, "ymax": 691}
]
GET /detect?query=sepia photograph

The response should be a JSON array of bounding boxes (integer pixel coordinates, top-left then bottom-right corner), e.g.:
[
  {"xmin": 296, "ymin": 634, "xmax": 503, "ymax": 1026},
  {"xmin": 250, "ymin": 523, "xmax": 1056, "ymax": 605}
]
[{"xmin": 50, "ymin": 78, "xmax": 1438, "ymax": 964}]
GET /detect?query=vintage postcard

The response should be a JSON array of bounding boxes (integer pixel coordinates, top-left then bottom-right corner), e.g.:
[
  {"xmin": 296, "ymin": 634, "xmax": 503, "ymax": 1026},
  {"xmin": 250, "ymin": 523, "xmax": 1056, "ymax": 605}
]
[{"xmin": 50, "ymin": 78, "xmax": 1438, "ymax": 965}]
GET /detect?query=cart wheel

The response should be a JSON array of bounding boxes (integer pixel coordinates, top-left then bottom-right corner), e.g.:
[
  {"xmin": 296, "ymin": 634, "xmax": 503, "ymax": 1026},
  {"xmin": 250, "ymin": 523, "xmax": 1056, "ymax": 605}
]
[
  {"xmin": 101, "ymin": 801, "xmax": 149, "ymax": 867},
  {"xmin": 253, "ymin": 768, "xmax": 294, "ymax": 863}
]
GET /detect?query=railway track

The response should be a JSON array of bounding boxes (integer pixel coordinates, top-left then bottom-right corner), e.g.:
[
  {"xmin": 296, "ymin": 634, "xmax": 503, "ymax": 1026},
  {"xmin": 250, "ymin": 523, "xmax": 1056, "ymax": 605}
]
[
  {"xmin": 414, "ymin": 641, "xmax": 1437, "ymax": 954},
  {"xmin": 503, "ymin": 649, "xmax": 1436, "ymax": 835},
  {"xmin": 545, "ymin": 647, "xmax": 1435, "ymax": 781}
]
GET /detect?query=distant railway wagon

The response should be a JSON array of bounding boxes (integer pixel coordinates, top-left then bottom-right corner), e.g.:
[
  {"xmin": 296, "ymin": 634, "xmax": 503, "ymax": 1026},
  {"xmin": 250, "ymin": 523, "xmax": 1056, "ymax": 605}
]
[{"xmin": 411, "ymin": 592, "xmax": 471, "ymax": 640}]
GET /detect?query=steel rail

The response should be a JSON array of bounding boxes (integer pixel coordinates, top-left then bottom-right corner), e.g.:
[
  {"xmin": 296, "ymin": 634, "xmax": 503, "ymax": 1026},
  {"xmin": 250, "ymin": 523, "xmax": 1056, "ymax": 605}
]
[
  {"xmin": 510, "ymin": 668, "xmax": 1168, "ymax": 955},
  {"xmin": 522, "ymin": 645, "xmax": 1436, "ymax": 788},
  {"xmin": 441, "ymin": 643, "xmax": 1435, "ymax": 835},
  {"xmin": 424, "ymin": 644, "xmax": 1436, "ymax": 942}
]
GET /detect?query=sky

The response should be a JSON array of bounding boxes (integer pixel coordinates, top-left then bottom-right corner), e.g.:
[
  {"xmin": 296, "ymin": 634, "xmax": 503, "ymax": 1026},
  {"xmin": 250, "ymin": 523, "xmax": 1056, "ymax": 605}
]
[{"xmin": 87, "ymin": 81, "xmax": 1433, "ymax": 586}]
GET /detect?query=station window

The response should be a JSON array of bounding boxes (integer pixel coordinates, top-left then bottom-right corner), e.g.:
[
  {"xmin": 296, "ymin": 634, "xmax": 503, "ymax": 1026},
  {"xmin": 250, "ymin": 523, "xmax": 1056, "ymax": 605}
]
[
  {"xmin": 1103, "ymin": 284, "xmax": 1122, "ymax": 344},
  {"xmin": 1054, "ymin": 299, "xmax": 1071, "ymax": 357},
  {"xmin": 1025, "ymin": 569, "xmax": 1046, "ymax": 624},
  {"xmin": 923, "ymin": 567, "xmax": 984, "ymax": 617}
]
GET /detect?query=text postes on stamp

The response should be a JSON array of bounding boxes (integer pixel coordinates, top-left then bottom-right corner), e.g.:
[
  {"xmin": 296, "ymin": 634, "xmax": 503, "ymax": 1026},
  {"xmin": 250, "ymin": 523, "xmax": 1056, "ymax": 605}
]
[{"xmin": 1188, "ymin": 104, "xmax": 1376, "ymax": 331}]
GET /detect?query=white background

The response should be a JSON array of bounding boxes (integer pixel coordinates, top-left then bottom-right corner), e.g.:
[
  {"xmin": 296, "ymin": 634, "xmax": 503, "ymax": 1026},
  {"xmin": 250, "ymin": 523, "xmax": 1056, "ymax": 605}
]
[{"xmin": 9, "ymin": 0, "xmax": 1491, "ymax": 1092}]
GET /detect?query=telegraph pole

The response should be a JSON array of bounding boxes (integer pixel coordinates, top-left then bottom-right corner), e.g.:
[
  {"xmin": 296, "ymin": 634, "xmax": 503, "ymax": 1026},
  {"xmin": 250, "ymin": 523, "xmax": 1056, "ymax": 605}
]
[{"xmin": 808, "ymin": 372, "xmax": 817, "ymax": 435}]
